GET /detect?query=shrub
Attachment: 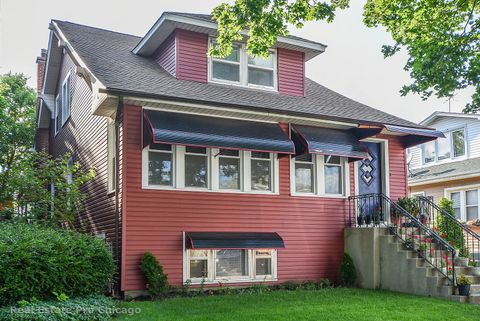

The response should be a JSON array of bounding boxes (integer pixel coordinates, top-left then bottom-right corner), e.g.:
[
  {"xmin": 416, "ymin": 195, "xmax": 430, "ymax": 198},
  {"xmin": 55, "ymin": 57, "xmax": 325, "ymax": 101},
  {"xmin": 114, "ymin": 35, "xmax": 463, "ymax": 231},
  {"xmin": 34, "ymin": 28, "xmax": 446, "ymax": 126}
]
[
  {"xmin": 437, "ymin": 198, "xmax": 468, "ymax": 257},
  {"xmin": 340, "ymin": 252, "xmax": 357, "ymax": 287},
  {"xmin": 140, "ymin": 252, "xmax": 169, "ymax": 298},
  {"xmin": 0, "ymin": 223, "xmax": 115, "ymax": 306},
  {"xmin": 0, "ymin": 296, "xmax": 114, "ymax": 321}
]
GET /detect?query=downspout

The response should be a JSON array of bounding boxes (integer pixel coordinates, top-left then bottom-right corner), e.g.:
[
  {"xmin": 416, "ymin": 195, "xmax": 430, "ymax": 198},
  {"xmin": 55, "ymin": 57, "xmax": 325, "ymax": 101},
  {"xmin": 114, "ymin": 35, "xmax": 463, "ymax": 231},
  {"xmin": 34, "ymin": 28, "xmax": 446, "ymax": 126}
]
[{"xmin": 114, "ymin": 96, "xmax": 124, "ymax": 296}]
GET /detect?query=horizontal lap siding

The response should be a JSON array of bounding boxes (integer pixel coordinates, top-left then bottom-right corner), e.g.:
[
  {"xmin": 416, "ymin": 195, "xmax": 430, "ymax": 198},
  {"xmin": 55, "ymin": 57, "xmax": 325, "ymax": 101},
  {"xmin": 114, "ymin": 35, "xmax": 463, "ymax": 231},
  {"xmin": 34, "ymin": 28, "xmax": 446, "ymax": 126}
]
[
  {"xmin": 384, "ymin": 135, "xmax": 407, "ymax": 201},
  {"xmin": 153, "ymin": 32, "xmax": 176, "ymax": 77},
  {"xmin": 278, "ymin": 48, "xmax": 305, "ymax": 97},
  {"xmin": 122, "ymin": 105, "xmax": 351, "ymax": 291},
  {"xmin": 51, "ymin": 53, "xmax": 117, "ymax": 254},
  {"xmin": 175, "ymin": 29, "xmax": 208, "ymax": 83}
]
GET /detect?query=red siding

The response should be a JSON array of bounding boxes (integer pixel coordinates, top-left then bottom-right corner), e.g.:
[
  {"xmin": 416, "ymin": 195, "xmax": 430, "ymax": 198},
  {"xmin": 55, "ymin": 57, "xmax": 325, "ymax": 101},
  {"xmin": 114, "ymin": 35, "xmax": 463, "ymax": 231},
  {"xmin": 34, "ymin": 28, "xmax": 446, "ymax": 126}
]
[
  {"xmin": 277, "ymin": 48, "xmax": 305, "ymax": 97},
  {"xmin": 120, "ymin": 106, "xmax": 408, "ymax": 291},
  {"xmin": 175, "ymin": 29, "xmax": 208, "ymax": 83},
  {"xmin": 153, "ymin": 32, "xmax": 176, "ymax": 77},
  {"xmin": 384, "ymin": 135, "xmax": 408, "ymax": 201}
]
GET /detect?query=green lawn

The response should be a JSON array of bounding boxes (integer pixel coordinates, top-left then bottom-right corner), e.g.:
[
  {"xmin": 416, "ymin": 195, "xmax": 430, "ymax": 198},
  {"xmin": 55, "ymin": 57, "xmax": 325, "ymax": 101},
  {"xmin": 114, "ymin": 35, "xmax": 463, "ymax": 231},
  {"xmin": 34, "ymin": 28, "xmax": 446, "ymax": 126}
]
[{"xmin": 116, "ymin": 288, "xmax": 480, "ymax": 321}]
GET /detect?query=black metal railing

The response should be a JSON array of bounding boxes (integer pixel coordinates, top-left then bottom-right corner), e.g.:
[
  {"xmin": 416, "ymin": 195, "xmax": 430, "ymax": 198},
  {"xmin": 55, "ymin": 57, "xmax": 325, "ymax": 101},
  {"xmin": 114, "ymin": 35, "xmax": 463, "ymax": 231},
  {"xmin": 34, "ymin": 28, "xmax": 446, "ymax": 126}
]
[
  {"xmin": 348, "ymin": 193, "xmax": 457, "ymax": 285},
  {"xmin": 417, "ymin": 196, "xmax": 480, "ymax": 265}
]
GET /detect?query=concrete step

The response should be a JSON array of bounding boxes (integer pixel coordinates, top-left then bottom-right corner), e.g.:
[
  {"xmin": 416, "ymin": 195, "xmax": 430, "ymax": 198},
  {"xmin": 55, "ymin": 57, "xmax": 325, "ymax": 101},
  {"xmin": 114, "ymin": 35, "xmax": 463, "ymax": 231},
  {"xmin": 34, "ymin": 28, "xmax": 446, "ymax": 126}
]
[{"xmin": 450, "ymin": 294, "xmax": 480, "ymax": 304}]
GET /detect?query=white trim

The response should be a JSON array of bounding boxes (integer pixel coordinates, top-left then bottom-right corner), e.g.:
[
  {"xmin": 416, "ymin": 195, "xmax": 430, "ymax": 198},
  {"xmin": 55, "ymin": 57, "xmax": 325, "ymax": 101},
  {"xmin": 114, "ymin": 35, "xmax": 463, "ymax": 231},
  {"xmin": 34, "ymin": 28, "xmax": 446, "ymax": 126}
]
[
  {"xmin": 421, "ymin": 126, "xmax": 467, "ymax": 166},
  {"xmin": 142, "ymin": 144, "xmax": 280, "ymax": 195},
  {"xmin": 410, "ymin": 191, "xmax": 425, "ymax": 197},
  {"xmin": 354, "ymin": 138, "xmax": 390, "ymax": 198},
  {"xmin": 421, "ymin": 111, "xmax": 480, "ymax": 126},
  {"xmin": 290, "ymin": 154, "xmax": 348, "ymax": 197},
  {"xmin": 183, "ymin": 247, "xmax": 278, "ymax": 285},
  {"xmin": 61, "ymin": 71, "xmax": 71, "ymax": 126},
  {"xmin": 54, "ymin": 94, "xmax": 61, "ymax": 136}
]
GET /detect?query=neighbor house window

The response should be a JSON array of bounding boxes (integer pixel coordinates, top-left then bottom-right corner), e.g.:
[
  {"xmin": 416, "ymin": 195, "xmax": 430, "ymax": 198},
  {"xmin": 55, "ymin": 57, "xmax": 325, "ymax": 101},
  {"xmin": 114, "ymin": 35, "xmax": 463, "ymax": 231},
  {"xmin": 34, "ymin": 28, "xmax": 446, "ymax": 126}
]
[
  {"xmin": 107, "ymin": 121, "xmax": 116, "ymax": 193},
  {"xmin": 148, "ymin": 144, "xmax": 174, "ymax": 186},
  {"xmin": 452, "ymin": 129, "xmax": 466, "ymax": 157},
  {"xmin": 186, "ymin": 249, "xmax": 277, "ymax": 283},
  {"xmin": 66, "ymin": 157, "xmax": 73, "ymax": 185},
  {"xmin": 449, "ymin": 188, "xmax": 480, "ymax": 222},
  {"xmin": 143, "ymin": 146, "xmax": 278, "ymax": 193},
  {"xmin": 422, "ymin": 128, "xmax": 466, "ymax": 164},
  {"xmin": 293, "ymin": 154, "xmax": 346, "ymax": 196},
  {"xmin": 209, "ymin": 40, "xmax": 277, "ymax": 90},
  {"xmin": 61, "ymin": 73, "xmax": 71, "ymax": 125}
]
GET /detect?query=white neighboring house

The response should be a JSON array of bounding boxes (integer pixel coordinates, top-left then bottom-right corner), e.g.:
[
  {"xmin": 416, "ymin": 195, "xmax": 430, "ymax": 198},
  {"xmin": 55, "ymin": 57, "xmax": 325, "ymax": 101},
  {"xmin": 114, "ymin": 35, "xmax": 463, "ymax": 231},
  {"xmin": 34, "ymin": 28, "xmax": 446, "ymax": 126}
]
[{"xmin": 408, "ymin": 112, "xmax": 480, "ymax": 224}]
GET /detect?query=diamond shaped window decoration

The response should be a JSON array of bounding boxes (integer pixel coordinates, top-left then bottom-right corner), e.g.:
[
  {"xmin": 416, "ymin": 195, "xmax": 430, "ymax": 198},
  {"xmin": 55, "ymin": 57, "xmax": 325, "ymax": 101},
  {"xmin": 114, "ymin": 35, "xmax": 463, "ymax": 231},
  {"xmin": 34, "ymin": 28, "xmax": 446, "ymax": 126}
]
[{"xmin": 360, "ymin": 151, "xmax": 376, "ymax": 186}]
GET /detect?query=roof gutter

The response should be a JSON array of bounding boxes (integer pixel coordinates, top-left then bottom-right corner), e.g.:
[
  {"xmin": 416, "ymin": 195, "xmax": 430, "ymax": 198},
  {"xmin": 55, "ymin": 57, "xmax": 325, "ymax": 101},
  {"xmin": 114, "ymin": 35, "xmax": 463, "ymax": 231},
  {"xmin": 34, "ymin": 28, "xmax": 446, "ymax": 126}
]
[{"xmin": 408, "ymin": 171, "xmax": 480, "ymax": 187}]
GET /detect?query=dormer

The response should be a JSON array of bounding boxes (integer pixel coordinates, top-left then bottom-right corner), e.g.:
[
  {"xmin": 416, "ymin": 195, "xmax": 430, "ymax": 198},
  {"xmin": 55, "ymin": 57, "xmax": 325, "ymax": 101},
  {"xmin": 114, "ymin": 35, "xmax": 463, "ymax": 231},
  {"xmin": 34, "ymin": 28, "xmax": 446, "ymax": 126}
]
[{"xmin": 132, "ymin": 12, "xmax": 326, "ymax": 97}]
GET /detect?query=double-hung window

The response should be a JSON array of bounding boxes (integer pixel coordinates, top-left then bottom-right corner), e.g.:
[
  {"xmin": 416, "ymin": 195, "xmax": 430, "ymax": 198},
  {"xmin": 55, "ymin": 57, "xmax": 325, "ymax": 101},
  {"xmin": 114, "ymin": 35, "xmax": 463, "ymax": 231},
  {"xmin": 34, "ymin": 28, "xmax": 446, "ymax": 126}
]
[
  {"xmin": 143, "ymin": 146, "xmax": 278, "ymax": 193},
  {"xmin": 54, "ymin": 95, "xmax": 62, "ymax": 135},
  {"xmin": 148, "ymin": 144, "xmax": 174, "ymax": 187},
  {"xmin": 449, "ymin": 188, "xmax": 480, "ymax": 222},
  {"xmin": 185, "ymin": 248, "xmax": 277, "ymax": 283},
  {"xmin": 423, "ymin": 128, "xmax": 466, "ymax": 164},
  {"xmin": 293, "ymin": 154, "xmax": 346, "ymax": 196},
  {"xmin": 209, "ymin": 40, "xmax": 277, "ymax": 90}
]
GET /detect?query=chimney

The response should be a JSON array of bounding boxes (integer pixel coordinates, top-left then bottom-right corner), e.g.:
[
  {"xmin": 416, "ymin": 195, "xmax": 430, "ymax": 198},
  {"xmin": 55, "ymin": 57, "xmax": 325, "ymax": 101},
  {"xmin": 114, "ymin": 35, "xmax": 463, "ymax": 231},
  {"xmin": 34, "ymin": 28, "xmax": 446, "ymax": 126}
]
[{"xmin": 35, "ymin": 49, "xmax": 47, "ymax": 95}]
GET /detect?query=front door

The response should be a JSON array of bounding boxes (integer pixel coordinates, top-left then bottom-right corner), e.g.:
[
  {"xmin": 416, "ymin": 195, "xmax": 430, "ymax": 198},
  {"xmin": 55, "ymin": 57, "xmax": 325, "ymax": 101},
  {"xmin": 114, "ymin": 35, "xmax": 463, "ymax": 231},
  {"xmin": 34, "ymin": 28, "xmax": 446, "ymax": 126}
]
[
  {"xmin": 358, "ymin": 142, "xmax": 383, "ymax": 195},
  {"xmin": 357, "ymin": 142, "xmax": 383, "ymax": 224}
]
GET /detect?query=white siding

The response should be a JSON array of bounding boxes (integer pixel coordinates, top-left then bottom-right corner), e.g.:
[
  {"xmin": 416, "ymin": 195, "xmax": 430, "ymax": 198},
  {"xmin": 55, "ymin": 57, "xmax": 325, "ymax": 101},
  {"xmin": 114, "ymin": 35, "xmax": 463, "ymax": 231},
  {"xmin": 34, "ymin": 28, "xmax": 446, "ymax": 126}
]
[{"xmin": 408, "ymin": 116, "xmax": 480, "ymax": 169}]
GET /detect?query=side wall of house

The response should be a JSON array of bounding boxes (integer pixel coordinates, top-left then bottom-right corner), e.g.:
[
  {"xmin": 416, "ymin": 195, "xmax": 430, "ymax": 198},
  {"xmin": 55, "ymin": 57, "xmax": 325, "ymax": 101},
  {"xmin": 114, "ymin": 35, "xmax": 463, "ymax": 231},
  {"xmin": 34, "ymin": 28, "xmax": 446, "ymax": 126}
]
[
  {"xmin": 50, "ymin": 52, "xmax": 117, "ymax": 249},
  {"xmin": 410, "ymin": 177, "xmax": 480, "ymax": 203},
  {"xmin": 120, "ymin": 104, "xmax": 408, "ymax": 291}
]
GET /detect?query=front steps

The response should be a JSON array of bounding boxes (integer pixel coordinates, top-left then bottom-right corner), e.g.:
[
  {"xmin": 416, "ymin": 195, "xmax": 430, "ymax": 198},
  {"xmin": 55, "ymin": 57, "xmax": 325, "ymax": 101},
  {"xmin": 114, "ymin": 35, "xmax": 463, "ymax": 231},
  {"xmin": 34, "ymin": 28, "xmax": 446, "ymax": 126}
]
[{"xmin": 379, "ymin": 230, "xmax": 480, "ymax": 304}]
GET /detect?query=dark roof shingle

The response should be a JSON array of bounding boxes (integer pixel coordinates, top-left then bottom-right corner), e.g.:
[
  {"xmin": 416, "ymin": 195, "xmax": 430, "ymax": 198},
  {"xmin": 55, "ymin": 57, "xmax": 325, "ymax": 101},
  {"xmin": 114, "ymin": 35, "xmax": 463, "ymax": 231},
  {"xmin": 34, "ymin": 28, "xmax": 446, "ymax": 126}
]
[
  {"xmin": 54, "ymin": 20, "xmax": 422, "ymax": 128},
  {"xmin": 408, "ymin": 157, "xmax": 480, "ymax": 183}
]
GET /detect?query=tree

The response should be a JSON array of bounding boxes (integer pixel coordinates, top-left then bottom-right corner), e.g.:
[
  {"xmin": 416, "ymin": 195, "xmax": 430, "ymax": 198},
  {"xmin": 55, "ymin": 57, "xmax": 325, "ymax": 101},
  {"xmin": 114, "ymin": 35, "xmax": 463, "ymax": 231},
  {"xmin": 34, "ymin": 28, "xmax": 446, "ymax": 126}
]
[
  {"xmin": 0, "ymin": 73, "xmax": 36, "ymax": 207},
  {"xmin": 0, "ymin": 73, "xmax": 95, "ymax": 228},
  {"xmin": 210, "ymin": 0, "xmax": 479, "ymax": 113}
]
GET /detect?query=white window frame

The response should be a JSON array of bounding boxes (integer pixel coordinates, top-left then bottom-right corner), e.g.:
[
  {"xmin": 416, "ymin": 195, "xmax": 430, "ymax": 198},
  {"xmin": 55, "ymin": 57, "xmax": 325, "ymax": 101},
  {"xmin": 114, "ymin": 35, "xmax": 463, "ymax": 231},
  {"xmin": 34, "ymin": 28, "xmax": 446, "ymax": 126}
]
[
  {"xmin": 142, "ymin": 146, "xmax": 280, "ymax": 194},
  {"xmin": 61, "ymin": 72, "xmax": 71, "ymax": 126},
  {"xmin": 107, "ymin": 120, "xmax": 116, "ymax": 193},
  {"xmin": 183, "ymin": 246, "xmax": 278, "ymax": 285},
  {"xmin": 290, "ymin": 154, "xmax": 349, "ymax": 198},
  {"xmin": 66, "ymin": 157, "xmax": 73, "ymax": 185},
  {"xmin": 208, "ymin": 38, "xmax": 278, "ymax": 91},
  {"xmin": 422, "ymin": 127, "xmax": 467, "ymax": 165},
  {"xmin": 445, "ymin": 184, "xmax": 480, "ymax": 222},
  {"xmin": 54, "ymin": 94, "xmax": 61, "ymax": 136}
]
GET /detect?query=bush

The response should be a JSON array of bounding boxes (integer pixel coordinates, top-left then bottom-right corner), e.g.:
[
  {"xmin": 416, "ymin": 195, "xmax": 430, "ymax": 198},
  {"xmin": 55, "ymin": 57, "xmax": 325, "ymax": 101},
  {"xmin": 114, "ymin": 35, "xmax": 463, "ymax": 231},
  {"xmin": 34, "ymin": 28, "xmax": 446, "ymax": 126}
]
[
  {"xmin": 437, "ymin": 198, "xmax": 468, "ymax": 257},
  {"xmin": 0, "ymin": 223, "xmax": 115, "ymax": 306},
  {"xmin": 340, "ymin": 252, "xmax": 357, "ymax": 287},
  {"xmin": 140, "ymin": 252, "xmax": 169, "ymax": 298},
  {"xmin": 0, "ymin": 296, "xmax": 114, "ymax": 321}
]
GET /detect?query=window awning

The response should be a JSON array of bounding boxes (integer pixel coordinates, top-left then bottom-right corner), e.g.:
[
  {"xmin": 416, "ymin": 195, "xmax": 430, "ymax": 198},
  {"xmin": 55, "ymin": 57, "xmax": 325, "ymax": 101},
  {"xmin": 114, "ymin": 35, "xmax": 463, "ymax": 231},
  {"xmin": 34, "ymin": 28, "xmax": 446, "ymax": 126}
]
[
  {"xmin": 185, "ymin": 232, "xmax": 285, "ymax": 249},
  {"xmin": 291, "ymin": 125, "xmax": 369, "ymax": 160},
  {"xmin": 383, "ymin": 124, "xmax": 445, "ymax": 148},
  {"xmin": 143, "ymin": 110, "xmax": 295, "ymax": 154}
]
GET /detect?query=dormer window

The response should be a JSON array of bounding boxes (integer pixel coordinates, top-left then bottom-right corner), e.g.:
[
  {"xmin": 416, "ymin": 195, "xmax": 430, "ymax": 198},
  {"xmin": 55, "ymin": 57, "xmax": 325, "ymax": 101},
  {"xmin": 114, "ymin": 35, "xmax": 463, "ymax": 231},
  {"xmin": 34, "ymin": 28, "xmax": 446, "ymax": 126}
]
[
  {"xmin": 209, "ymin": 40, "xmax": 277, "ymax": 90},
  {"xmin": 422, "ymin": 128, "xmax": 466, "ymax": 164}
]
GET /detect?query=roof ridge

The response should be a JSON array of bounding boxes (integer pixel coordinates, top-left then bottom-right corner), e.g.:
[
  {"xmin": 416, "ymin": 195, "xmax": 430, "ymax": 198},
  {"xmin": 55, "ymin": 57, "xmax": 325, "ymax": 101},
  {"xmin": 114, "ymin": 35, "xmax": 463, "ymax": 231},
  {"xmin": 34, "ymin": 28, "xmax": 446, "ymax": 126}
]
[{"xmin": 52, "ymin": 19, "xmax": 142, "ymax": 39}]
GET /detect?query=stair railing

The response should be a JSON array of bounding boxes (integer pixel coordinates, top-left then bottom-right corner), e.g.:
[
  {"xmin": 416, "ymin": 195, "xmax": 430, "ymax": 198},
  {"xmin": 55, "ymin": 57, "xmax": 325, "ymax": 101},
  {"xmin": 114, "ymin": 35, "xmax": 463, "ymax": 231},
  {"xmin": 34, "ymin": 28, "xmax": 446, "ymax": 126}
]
[
  {"xmin": 417, "ymin": 196, "xmax": 480, "ymax": 266},
  {"xmin": 348, "ymin": 193, "xmax": 457, "ymax": 285}
]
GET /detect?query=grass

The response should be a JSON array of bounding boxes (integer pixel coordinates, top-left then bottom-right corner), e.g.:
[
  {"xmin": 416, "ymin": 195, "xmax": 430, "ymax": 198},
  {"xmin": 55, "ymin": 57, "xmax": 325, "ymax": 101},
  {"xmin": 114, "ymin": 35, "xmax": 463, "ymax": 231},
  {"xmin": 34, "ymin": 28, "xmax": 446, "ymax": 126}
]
[{"xmin": 116, "ymin": 288, "xmax": 480, "ymax": 321}]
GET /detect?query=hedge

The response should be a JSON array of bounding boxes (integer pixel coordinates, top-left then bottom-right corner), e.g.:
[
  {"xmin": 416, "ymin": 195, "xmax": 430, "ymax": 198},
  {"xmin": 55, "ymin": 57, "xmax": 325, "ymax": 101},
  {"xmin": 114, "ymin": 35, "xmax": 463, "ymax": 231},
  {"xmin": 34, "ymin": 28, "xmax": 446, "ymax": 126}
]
[
  {"xmin": 0, "ymin": 296, "xmax": 115, "ymax": 321},
  {"xmin": 0, "ymin": 223, "xmax": 115, "ymax": 306}
]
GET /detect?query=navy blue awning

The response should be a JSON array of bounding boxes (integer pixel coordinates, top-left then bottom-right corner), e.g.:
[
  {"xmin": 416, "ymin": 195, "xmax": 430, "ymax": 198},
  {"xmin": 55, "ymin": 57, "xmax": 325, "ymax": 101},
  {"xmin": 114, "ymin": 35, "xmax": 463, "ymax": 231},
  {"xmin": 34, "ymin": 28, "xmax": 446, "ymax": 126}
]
[
  {"xmin": 292, "ymin": 125, "xmax": 369, "ymax": 160},
  {"xmin": 144, "ymin": 110, "xmax": 295, "ymax": 154},
  {"xmin": 185, "ymin": 232, "xmax": 285, "ymax": 249},
  {"xmin": 383, "ymin": 124, "xmax": 445, "ymax": 148}
]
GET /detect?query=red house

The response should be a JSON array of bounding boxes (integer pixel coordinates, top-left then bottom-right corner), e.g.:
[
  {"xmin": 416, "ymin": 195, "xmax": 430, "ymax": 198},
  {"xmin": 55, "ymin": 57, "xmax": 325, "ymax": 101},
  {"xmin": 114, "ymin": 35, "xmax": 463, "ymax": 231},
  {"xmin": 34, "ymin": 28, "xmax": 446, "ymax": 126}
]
[{"xmin": 35, "ymin": 12, "xmax": 442, "ymax": 297}]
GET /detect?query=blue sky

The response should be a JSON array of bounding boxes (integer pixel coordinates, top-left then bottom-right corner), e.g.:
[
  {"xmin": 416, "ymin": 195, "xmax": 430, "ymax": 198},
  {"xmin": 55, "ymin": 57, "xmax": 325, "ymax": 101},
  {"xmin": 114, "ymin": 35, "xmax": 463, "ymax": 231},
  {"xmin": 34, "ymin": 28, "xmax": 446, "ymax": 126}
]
[{"xmin": 0, "ymin": 0, "xmax": 473, "ymax": 122}]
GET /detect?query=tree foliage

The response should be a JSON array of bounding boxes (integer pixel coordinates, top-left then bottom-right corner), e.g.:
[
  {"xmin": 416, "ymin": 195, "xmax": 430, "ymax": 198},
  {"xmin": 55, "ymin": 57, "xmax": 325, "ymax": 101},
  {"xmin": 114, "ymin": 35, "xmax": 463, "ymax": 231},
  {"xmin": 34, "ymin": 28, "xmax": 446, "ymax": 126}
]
[
  {"xmin": 211, "ymin": 0, "xmax": 479, "ymax": 112},
  {"xmin": 0, "ymin": 73, "xmax": 94, "ymax": 228}
]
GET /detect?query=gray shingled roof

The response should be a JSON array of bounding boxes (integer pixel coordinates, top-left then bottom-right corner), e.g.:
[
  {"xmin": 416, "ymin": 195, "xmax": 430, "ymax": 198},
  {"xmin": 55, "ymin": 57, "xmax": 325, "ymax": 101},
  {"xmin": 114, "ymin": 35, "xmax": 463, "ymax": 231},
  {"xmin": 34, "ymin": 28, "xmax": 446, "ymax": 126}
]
[
  {"xmin": 408, "ymin": 157, "xmax": 480, "ymax": 184},
  {"xmin": 54, "ymin": 20, "xmax": 423, "ymax": 129}
]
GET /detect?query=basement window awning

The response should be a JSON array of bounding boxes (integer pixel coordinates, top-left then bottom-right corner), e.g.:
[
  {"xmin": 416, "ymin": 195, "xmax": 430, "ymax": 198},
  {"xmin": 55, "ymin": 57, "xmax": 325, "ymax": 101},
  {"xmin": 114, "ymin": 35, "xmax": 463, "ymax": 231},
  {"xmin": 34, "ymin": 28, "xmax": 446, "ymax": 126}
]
[
  {"xmin": 143, "ymin": 110, "xmax": 295, "ymax": 154},
  {"xmin": 383, "ymin": 124, "xmax": 445, "ymax": 148},
  {"xmin": 185, "ymin": 232, "xmax": 285, "ymax": 249},
  {"xmin": 291, "ymin": 125, "xmax": 369, "ymax": 160}
]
